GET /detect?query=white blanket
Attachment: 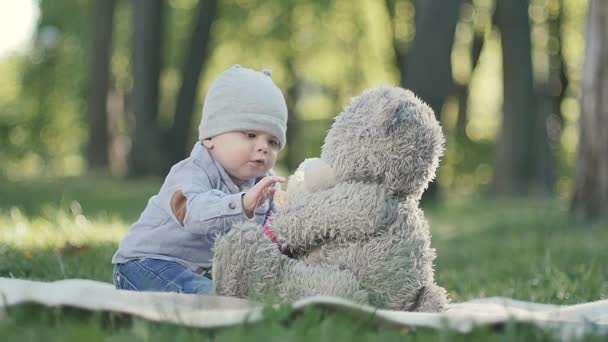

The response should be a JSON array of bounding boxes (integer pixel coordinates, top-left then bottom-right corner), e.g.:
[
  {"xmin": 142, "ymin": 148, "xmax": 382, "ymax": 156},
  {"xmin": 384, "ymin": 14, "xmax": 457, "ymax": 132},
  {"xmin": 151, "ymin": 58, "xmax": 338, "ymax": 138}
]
[{"xmin": 1, "ymin": 277, "xmax": 606, "ymax": 340}]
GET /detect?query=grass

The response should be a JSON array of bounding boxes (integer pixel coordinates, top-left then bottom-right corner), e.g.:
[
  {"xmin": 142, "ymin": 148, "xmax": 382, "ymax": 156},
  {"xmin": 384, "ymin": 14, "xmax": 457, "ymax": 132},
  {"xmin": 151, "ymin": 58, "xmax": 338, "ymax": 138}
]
[
  {"xmin": 0, "ymin": 176, "xmax": 607, "ymax": 341},
  {"xmin": 430, "ymin": 195, "xmax": 608, "ymax": 305}
]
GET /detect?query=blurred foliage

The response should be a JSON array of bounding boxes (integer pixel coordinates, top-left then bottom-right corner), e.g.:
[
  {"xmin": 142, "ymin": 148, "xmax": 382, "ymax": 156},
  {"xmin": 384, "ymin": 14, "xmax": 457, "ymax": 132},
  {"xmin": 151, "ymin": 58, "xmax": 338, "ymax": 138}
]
[
  {"xmin": 0, "ymin": 0, "xmax": 590, "ymax": 198},
  {"xmin": 0, "ymin": 0, "xmax": 92, "ymax": 179}
]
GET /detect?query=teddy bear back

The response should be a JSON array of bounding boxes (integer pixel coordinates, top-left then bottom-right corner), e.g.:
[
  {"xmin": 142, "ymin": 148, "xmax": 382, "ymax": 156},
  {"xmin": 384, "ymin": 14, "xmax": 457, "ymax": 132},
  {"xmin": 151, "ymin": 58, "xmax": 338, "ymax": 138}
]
[{"xmin": 320, "ymin": 86, "xmax": 445, "ymax": 200}]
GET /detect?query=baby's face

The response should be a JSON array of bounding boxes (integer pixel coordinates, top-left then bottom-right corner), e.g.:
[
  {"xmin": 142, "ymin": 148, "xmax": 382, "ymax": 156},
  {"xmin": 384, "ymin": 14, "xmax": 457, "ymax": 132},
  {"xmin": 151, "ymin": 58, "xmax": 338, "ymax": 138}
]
[{"xmin": 204, "ymin": 131, "xmax": 280, "ymax": 185}]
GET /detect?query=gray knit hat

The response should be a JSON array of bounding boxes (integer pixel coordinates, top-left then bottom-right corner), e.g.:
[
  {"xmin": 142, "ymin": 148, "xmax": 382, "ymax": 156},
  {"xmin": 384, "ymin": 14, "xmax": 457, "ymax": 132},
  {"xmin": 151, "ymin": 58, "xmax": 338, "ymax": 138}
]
[{"xmin": 199, "ymin": 64, "xmax": 288, "ymax": 148}]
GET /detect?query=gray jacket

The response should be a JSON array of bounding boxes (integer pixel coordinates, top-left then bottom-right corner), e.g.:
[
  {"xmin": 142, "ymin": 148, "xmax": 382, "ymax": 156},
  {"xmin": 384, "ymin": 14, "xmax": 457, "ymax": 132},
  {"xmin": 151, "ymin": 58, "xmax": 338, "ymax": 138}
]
[{"xmin": 112, "ymin": 143, "xmax": 274, "ymax": 269}]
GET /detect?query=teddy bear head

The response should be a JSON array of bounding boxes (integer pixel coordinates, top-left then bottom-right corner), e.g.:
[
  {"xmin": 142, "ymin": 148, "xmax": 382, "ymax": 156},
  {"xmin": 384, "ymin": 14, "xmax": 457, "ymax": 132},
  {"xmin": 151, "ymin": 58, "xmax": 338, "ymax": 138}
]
[{"xmin": 320, "ymin": 86, "xmax": 445, "ymax": 200}]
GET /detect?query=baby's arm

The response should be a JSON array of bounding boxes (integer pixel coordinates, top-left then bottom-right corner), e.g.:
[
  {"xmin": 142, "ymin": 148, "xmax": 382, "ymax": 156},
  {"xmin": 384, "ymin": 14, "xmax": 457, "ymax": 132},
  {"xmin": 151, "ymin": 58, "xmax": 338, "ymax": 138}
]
[
  {"xmin": 158, "ymin": 164, "xmax": 249, "ymax": 235},
  {"xmin": 165, "ymin": 186, "xmax": 250, "ymax": 236},
  {"xmin": 162, "ymin": 165, "xmax": 283, "ymax": 236},
  {"xmin": 242, "ymin": 176, "xmax": 285, "ymax": 218}
]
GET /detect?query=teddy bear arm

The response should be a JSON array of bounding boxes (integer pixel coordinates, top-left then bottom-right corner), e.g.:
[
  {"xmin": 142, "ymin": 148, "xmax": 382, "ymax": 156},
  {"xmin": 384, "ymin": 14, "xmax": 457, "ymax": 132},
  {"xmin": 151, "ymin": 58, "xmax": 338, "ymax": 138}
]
[
  {"xmin": 273, "ymin": 186, "xmax": 399, "ymax": 250},
  {"xmin": 275, "ymin": 260, "xmax": 369, "ymax": 304},
  {"xmin": 409, "ymin": 282, "xmax": 449, "ymax": 313},
  {"xmin": 213, "ymin": 220, "xmax": 283, "ymax": 298}
]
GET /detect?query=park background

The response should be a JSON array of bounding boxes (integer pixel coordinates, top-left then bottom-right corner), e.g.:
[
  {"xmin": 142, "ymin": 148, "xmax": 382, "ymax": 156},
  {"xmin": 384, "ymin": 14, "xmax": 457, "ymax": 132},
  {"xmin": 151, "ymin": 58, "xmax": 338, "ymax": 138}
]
[{"xmin": 0, "ymin": 0, "xmax": 607, "ymax": 340}]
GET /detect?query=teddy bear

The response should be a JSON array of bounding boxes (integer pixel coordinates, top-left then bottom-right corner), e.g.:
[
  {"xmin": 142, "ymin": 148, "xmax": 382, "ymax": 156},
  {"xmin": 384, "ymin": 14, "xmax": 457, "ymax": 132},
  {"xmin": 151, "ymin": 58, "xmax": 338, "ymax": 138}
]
[{"xmin": 212, "ymin": 86, "xmax": 449, "ymax": 312}]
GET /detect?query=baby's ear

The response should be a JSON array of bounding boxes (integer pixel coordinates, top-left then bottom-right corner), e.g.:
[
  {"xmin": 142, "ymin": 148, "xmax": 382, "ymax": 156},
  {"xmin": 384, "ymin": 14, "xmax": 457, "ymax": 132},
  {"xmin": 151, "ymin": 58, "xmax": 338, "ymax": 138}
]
[{"xmin": 202, "ymin": 139, "xmax": 214, "ymax": 149}]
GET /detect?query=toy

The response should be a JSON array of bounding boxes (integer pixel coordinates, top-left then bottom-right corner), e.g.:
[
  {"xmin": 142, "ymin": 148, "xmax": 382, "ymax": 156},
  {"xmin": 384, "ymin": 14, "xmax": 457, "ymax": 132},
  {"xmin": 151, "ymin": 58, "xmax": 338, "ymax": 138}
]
[{"xmin": 212, "ymin": 86, "xmax": 449, "ymax": 312}]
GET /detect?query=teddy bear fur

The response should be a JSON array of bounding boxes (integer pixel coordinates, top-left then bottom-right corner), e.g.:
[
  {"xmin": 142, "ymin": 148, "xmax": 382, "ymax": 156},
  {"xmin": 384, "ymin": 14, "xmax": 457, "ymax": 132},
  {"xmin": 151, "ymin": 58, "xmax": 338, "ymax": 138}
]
[{"xmin": 212, "ymin": 86, "xmax": 449, "ymax": 312}]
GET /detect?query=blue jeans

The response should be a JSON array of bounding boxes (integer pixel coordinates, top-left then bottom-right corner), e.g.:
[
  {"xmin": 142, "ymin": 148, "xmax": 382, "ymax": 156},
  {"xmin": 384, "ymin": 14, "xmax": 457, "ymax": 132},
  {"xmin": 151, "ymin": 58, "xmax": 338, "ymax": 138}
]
[{"xmin": 113, "ymin": 258, "xmax": 214, "ymax": 295}]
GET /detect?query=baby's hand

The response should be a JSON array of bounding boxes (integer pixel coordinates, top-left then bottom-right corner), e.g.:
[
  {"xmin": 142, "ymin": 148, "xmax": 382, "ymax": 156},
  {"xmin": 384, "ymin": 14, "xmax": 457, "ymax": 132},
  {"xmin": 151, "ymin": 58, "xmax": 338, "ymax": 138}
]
[{"xmin": 242, "ymin": 176, "xmax": 286, "ymax": 218}]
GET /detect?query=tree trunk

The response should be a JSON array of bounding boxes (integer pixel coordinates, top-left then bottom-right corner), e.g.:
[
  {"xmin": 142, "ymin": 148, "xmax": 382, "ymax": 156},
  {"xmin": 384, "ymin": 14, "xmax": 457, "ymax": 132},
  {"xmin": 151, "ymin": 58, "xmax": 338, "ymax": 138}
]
[
  {"xmin": 405, "ymin": 0, "xmax": 461, "ymax": 119},
  {"xmin": 384, "ymin": 0, "xmax": 412, "ymax": 86},
  {"xmin": 527, "ymin": 0, "xmax": 562, "ymax": 196},
  {"xmin": 491, "ymin": 0, "xmax": 537, "ymax": 195},
  {"xmin": 165, "ymin": 0, "xmax": 219, "ymax": 171},
  {"xmin": 548, "ymin": 0, "xmax": 568, "ymax": 132},
  {"xmin": 128, "ymin": 0, "xmax": 164, "ymax": 177},
  {"xmin": 571, "ymin": 0, "xmax": 608, "ymax": 222},
  {"xmin": 284, "ymin": 58, "xmax": 302, "ymax": 173},
  {"xmin": 282, "ymin": 2, "xmax": 303, "ymax": 173},
  {"xmin": 86, "ymin": 0, "xmax": 116, "ymax": 171},
  {"xmin": 404, "ymin": 0, "xmax": 462, "ymax": 201},
  {"xmin": 533, "ymin": 84, "xmax": 555, "ymax": 195},
  {"xmin": 455, "ymin": 22, "xmax": 485, "ymax": 137}
]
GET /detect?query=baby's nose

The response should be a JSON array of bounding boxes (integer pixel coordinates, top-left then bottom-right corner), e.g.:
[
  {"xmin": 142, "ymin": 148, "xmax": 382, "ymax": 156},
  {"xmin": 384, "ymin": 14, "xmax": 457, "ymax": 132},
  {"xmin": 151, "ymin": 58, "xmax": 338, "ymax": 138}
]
[{"xmin": 257, "ymin": 140, "xmax": 269, "ymax": 152}]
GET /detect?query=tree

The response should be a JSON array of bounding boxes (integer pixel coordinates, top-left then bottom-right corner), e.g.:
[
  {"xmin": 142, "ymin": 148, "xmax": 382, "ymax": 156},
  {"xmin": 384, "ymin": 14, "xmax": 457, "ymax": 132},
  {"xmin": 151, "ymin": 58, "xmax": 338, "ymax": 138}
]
[
  {"xmin": 86, "ymin": 0, "xmax": 116, "ymax": 171},
  {"xmin": 403, "ymin": 0, "xmax": 462, "ymax": 200},
  {"xmin": 528, "ymin": 0, "xmax": 569, "ymax": 195},
  {"xmin": 571, "ymin": 0, "xmax": 608, "ymax": 222},
  {"xmin": 453, "ymin": 0, "xmax": 487, "ymax": 138},
  {"xmin": 492, "ymin": 0, "xmax": 539, "ymax": 194},
  {"xmin": 128, "ymin": 0, "xmax": 164, "ymax": 177},
  {"xmin": 533, "ymin": 0, "xmax": 568, "ymax": 194},
  {"xmin": 547, "ymin": 0, "xmax": 568, "ymax": 132},
  {"xmin": 384, "ymin": 0, "xmax": 414, "ymax": 86},
  {"xmin": 404, "ymin": 0, "xmax": 461, "ymax": 117},
  {"xmin": 279, "ymin": 1, "xmax": 301, "ymax": 173},
  {"xmin": 165, "ymin": 0, "xmax": 219, "ymax": 170}
]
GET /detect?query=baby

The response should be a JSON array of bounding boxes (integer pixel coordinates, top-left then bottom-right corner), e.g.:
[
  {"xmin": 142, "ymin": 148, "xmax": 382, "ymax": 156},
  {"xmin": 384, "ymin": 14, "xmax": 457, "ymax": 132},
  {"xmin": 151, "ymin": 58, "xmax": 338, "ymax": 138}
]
[{"xmin": 111, "ymin": 65, "xmax": 287, "ymax": 295}]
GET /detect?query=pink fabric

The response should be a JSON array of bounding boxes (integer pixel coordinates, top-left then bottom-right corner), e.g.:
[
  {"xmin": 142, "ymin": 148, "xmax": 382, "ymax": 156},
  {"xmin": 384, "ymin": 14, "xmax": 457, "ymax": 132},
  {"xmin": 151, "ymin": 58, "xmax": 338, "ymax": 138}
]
[
  {"xmin": 263, "ymin": 216, "xmax": 292, "ymax": 257},
  {"xmin": 263, "ymin": 217, "xmax": 278, "ymax": 243}
]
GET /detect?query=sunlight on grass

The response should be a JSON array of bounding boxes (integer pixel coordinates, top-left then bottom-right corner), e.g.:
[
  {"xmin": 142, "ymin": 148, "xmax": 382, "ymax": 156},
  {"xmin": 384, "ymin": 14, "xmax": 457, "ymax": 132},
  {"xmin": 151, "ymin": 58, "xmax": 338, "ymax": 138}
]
[
  {"xmin": 0, "ymin": 176, "xmax": 159, "ymax": 281},
  {"xmin": 0, "ymin": 205, "xmax": 128, "ymax": 249},
  {"xmin": 0, "ymin": 204, "xmax": 129, "ymax": 282}
]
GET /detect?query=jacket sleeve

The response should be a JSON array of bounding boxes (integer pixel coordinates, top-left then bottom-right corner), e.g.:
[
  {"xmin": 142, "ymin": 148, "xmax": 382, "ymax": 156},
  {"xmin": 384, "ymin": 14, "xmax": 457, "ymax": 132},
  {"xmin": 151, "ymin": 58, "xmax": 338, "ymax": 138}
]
[
  {"xmin": 181, "ymin": 189, "xmax": 251, "ymax": 236},
  {"xmin": 158, "ymin": 164, "xmax": 252, "ymax": 236}
]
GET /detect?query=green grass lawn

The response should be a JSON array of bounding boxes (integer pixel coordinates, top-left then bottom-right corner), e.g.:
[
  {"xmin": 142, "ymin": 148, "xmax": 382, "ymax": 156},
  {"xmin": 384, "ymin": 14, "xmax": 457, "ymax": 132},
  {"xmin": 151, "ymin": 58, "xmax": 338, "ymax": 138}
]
[{"xmin": 0, "ymin": 176, "xmax": 606, "ymax": 341}]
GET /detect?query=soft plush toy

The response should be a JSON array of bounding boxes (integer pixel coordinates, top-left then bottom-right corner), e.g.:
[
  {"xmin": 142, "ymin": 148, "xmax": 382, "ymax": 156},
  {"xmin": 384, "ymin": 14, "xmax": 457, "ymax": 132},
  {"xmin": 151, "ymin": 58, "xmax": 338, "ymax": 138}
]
[
  {"xmin": 285, "ymin": 158, "xmax": 337, "ymax": 196},
  {"xmin": 212, "ymin": 86, "xmax": 449, "ymax": 312}
]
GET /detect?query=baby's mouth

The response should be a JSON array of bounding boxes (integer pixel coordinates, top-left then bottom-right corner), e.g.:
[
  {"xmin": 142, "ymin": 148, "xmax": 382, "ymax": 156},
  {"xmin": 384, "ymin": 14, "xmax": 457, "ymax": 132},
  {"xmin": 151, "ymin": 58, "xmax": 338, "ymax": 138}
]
[{"xmin": 250, "ymin": 159, "xmax": 266, "ymax": 166}]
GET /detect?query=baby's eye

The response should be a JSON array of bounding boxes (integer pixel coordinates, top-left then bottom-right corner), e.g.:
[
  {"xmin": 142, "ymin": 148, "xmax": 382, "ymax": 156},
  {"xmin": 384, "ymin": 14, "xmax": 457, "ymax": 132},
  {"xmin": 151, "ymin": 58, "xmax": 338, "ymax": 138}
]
[
  {"xmin": 243, "ymin": 132, "xmax": 257, "ymax": 138},
  {"xmin": 269, "ymin": 139, "xmax": 280, "ymax": 148}
]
